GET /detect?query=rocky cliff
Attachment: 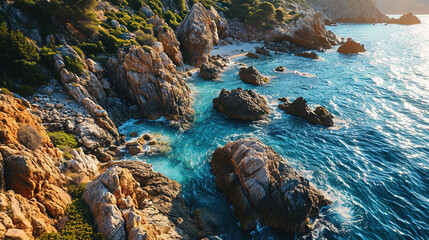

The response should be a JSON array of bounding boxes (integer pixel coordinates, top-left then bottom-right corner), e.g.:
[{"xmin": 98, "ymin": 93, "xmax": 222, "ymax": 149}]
[
  {"xmin": 107, "ymin": 45, "xmax": 194, "ymax": 127},
  {"xmin": 307, "ymin": 0, "xmax": 389, "ymax": 23},
  {"xmin": 176, "ymin": 3, "xmax": 227, "ymax": 67}
]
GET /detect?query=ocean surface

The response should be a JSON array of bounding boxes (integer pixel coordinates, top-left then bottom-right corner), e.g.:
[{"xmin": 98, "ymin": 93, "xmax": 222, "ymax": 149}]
[{"xmin": 119, "ymin": 15, "xmax": 429, "ymax": 240}]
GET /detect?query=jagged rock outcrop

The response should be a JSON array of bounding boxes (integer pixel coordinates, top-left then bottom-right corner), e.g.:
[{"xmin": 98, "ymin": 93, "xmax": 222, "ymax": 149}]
[
  {"xmin": 307, "ymin": 0, "xmax": 389, "ymax": 23},
  {"xmin": 213, "ymin": 88, "xmax": 270, "ymax": 121},
  {"xmin": 176, "ymin": 3, "xmax": 227, "ymax": 67},
  {"xmin": 337, "ymin": 38, "xmax": 366, "ymax": 54},
  {"xmin": 278, "ymin": 97, "xmax": 334, "ymax": 127},
  {"xmin": 62, "ymin": 147, "xmax": 100, "ymax": 184},
  {"xmin": 239, "ymin": 66, "xmax": 267, "ymax": 86},
  {"xmin": 0, "ymin": 94, "xmax": 72, "ymax": 236},
  {"xmin": 152, "ymin": 16, "xmax": 184, "ymax": 66},
  {"xmin": 83, "ymin": 162, "xmax": 201, "ymax": 240},
  {"xmin": 387, "ymin": 13, "xmax": 421, "ymax": 25},
  {"xmin": 107, "ymin": 45, "xmax": 194, "ymax": 126},
  {"xmin": 54, "ymin": 48, "xmax": 119, "ymax": 147},
  {"xmin": 211, "ymin": 138, "xmax": 331, "ymax": 233},
  {"xmin": 273, "ymin": 12, "xmax": 340, "ymax": 50},
  {"xmin": 0, "ymin": 190, "xmax": 58, "ymax": 239}
]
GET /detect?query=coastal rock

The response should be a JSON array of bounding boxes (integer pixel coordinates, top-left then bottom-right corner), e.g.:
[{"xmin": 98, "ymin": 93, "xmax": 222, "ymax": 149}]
[
  {"xmin": 295, "ymin": 51, "xmax": 320, "ymax": 59},
  {"xmin": 274, "ymin": 12, "xmax": 340, "ymax": 50},
  {"xmin": 239, "ymin": 66, "xmax": 267, "ymax": 86},
  {"xmin": 152, "ymin": 16, "xmax": 184, "ymax": 66},
  {"xmin": 387, "ymin": 13, "xmax": 421, "ymax": 25},
  {"xmin": 307, "ymin": 0, "xmax": 389, "ymax": 23},
  {"xmin": 176, "ymin": 3, "xmax": 226, "ymax": 67},
  {"xmin": 275, "ymin": 66, "xmax": 286, "ymax": 72},
  {"xmin": 211, "ymin": 138, "xmax": 331, "ymax": 233},
  {"xmin": 213, "ymin": 88, "xmax": 270, "ymax": 121},
  {"xmin": 255, "ymin": 47, "xmax": 270, "ymax": 56},
  {"xmin": 107, "ymin": 45, "xmax": 194, "ymax": 126},
  {"xmin": 278, "ymin": 97, "xmax": 334, "ymax": 127},
  {"xmin": 337, "ymin": 38, "xmax": 366, "ymax": 54},
  {"xmin": 200, "ymin": 62, "xmax": 222, "ymax": 80},
  {"xmin": 83, "ymin": 163, "xmax": 200, "ymax": 240},
  {"xmin": 63, "ymin": 148, "xmax": 100, "ymax": 183},
  {"xmin": 246, "ymin": 52, "xmax": 260, "ymax": 59},
  {"xmin": 0, "ymin": 191, "xmax": 58, "ymax": 239}
]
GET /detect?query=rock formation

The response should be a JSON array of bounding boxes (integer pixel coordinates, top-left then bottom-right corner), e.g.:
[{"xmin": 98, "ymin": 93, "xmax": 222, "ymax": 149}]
[
  {"xmin": 213, "ymin": 88, "xmax": 270, "ymax": 121},
  {"xmin": 199, "ymin": 55, "xmax": 229, "ymax": 80},
  {"xmin": 107, "ymin": 45, "xmax": 194, "ymax": 126},
  {"xmin": 0, "ymin": 94, "xmax": 73, "ymax": 238},
  {"xmin": 239, "ymin": 66, "xmax": 267, "ymax": 86},
  {"xmin": 211, "ymin": 138, "xmax": 331, "ymax": 233},
  {"xmin": 387, "ymin": 13, "xmax": 422, "ymax": 25},
  {"xmin": 273, "ymin": 12, "xmax": 340, "ymax": 50},
  {"xmin": 176, "ymin": 3, "xmax": 227, "ymax": 67},
  {"xmin": 83, "ymin": 161, "xmax": 201, "ymax": 240},
  {"xmin": 152, "ymin": 16, "xmax": 184, "ymax": 66},
  {"xmin": 307, "ymin": 0, "xmax": 389, "ymax": 23},
  {"xmin": 295, "ymin": 51, "xmax": 321, "ymax": 59},
  {"xmin": 278, "ymin": 97, "xmax": 334, "ymax": 127},
  {"xmin": 337, "ymin": 38, "xmax": 366, "ymax": 54}
]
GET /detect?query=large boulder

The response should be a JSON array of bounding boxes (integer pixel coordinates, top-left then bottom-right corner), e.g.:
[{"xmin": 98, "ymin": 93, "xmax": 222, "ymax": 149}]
[
  {"xmin": 213, "ymin": 88, "xmax": 270, "ymax": 121},
  {"xmin": 273, "ymin": 12, "xmax": 340, "ymax": 50},
  {"xmin": 295, "ymin": 51, "xmax": 320, "ymax": 59},
  {"xmin": 239, "ymin": 66, "xmax": 267, "ymax": 86},
  {"xmin": 387, "ymin": 13, "xmax": 421, "ymax": 25},
  {"xmin": 152, "ymin": 16, "xmax": 184, "ymax": 66},
  {"xmin": 278, "ymin": 97, "xmax": 334, "ymax": 127},
  {"xmin": 176, "ymin": 3, "xmax": 227, "ymax": 67},
  {"xmin": 307, "ymin": 0, "xmax": 389, "ymax": 23},
  {"xmin": 337, "ymin": 38, "xmax": 366, "ymax": 54},
  {"xmin": 83, "ymin": 161, "xmax": 201, "ymax": 240},
  {"xmin": 200, "ymin": 62, "xmax": 222, "ymax": 80},
  {"xmin": 107, "ymin": 45, "xmax": 194, "ymax": 126},
  {"xmin": 211, "ymin": 138, "xmax": 331, "ymax": 233}
]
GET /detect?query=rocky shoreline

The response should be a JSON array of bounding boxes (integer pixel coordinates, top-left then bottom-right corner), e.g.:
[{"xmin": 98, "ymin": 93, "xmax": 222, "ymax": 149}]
[{"xmin": 0, "ymin": 0, "xmax": 423, "ymax": 239}]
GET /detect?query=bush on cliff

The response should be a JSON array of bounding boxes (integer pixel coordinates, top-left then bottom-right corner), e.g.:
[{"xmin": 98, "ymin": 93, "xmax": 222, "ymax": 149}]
[
  {"xmin": 64, "ymin": 56, "xmax": 85, "ymax": 75},
  {"xmin": 39, "ymin": 184, "xmax": 105, "ymax": 240},
  {"xmin": 228, "ymin": 0, "xmax": 276, "ymax": 27},
  {"xmin": 17, "ymin": 124, "xmax": 43, "ymax": 150},
  {"xmin": 48, "ymin": 131, "xmax": 78, "ymax": 160}
]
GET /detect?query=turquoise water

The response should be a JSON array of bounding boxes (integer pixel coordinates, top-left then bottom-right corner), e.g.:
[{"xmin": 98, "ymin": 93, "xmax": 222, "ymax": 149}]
[{"xmin": 119, "ymin": 16, "xmax": 429, "ymax": 240}]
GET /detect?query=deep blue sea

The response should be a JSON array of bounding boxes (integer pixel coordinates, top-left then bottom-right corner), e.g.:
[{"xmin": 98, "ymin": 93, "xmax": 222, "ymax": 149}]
[{"xmin": 119, "ymin": 15, "xmax": 429, "ymax": 240}]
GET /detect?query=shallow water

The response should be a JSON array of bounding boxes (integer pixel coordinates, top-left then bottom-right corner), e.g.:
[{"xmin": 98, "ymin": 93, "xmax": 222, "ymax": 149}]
[{"xmin": 119, "ymin": 16, "xmax": 429, "ymax": 240}]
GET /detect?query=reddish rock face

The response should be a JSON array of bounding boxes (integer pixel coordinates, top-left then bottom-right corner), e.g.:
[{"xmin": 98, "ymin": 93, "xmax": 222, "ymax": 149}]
[
  {"xmin": 338, "ymin": 38, "xmax": 366, "ymax": 54},
  {"xmin": 211, "ymin": 138, "xmax": 331, "ymax": 233},
  {"xmin": 387, "ymin": 13, "xmax": 421, "ymax": 25}
]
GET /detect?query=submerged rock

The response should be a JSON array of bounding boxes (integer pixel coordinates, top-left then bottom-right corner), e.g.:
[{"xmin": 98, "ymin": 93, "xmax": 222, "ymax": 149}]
[
  {"xmin": 387, "ymin": 13, "xmax": 421, "ymax": 25},
  {"xmin": 211, "ymin": 138, "xmax": 331, "ymax": 233},
  {"xmin": 337, "ymin": 38, "xmax": 366, "ymax": 54},
  {"xmin": 278, "ymin": 97, "xmax": 334, "ymax": 127},
  {"xmin": 176, "ymin": 3, "xmax": 227, "ymax": 67},
  {"xmin": 255, "ymin": 47, "xmax": 270, "ymax": 56},
  {"xmin": 213, "ymin": 88, "xmax": 270, "ymax": 121},
  {"xmin": 239, "ymin": 66, "xmax": 267, "ymax": 86},
  {"xmin": 295, "ymin": 51, "xmax": 320, "ymax": 59}
]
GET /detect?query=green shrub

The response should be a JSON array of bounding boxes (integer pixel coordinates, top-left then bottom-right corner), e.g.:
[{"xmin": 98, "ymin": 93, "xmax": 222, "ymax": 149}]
[
  {"xmin": 134, "ymin": 30, "xmax": 156, "ymax": 46},
  {"xmin": 128, "ymin": 0, "xmax": 143, "ymax": 10},
  {"xmin": 15, "ymin": 60, "xmax": 50, "ymax": 86},
  {"xmin": 39, "ymin": 184, "xmax": 104, "ymax": 240},
  {"xmin": 79, "ymin": 42, "xmax": 105, "ymax": 56},
  {"xmin": 40, "ymin": 47, "xmax": 57, "ymax": 68},
  {"xmin": 48, "ymin": 131, "xmax": 79, "ymax": 149},
  {"xmin": 0, "ymin": 88, "xmax": 13, "ymax": 96},
  {"xmin": 17, "ymin": 124, "xmax": 43, "ymax": 150},
  {"xmin": 176, "ymin": 0, "xmax": 186, "ymax": 12},
  {"xmin": 64, "ymin": 56, "xmax": 84, "ymax": 75},
  {"xmin": 15, "ymin": 84, "xmax": 37, "ymax": 97}
]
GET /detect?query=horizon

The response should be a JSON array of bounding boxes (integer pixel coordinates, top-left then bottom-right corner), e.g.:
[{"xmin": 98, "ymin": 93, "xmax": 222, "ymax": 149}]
[{"xmin": 376, "ymin": 0, "xmax": 429, "ymax": 14}]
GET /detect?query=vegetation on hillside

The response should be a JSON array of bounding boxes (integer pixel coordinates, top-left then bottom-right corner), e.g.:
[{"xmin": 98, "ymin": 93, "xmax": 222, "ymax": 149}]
[
  {"xmin": 48, "ymin": 131, "xmax": 79, "ymax": 160},
  {"xmin": 38, "ymin": 184, "xmax": 105, "ymax": 240}
]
